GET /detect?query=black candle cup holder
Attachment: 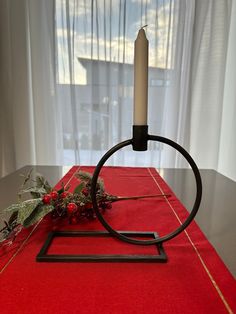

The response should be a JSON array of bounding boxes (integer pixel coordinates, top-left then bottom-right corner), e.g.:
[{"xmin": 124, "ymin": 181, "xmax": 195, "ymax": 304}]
[{"xmin": 37, "ymin": 125, "xmax": 202, "ymax": 263}]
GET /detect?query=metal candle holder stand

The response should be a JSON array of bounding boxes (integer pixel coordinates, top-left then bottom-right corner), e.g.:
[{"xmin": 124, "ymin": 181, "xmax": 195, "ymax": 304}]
[{"xmin": 37, "ymin": 125, "xmax": 202, "ymax": 263}]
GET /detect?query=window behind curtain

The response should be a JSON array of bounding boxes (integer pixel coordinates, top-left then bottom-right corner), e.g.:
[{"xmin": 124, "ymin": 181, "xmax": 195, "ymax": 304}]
[{"xmin": 54, "ymin": 0, "xmax": 184, "ymax": 166}]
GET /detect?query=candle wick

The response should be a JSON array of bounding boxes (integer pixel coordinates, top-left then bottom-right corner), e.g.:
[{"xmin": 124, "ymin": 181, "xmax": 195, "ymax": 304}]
[{"xmin": 141, "ymin": 24, "xmax": 148, "ymax": 29}]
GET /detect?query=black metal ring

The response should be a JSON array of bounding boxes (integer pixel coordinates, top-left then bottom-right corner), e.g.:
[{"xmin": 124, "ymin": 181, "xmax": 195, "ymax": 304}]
[{"xmin": 91, "ymin": 135, "xmax": 202, "ymax": 245}]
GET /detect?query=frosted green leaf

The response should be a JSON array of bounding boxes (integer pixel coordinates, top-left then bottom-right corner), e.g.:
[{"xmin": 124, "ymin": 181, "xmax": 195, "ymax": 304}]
[
  {"xmin": 76, "ymin": 171, "xmax": 92, "ymax": 181},
  {"xmin": 76, "ymin": 171, "xmax": 104, "ymax": 192},
  {"xmin": 4, "ymin": 203, "xmax": 22, "ymax": 213},
  {"xmin": 17, "ymin": 198, "xmax": 42, "ymax": 225},
  {"xmin": 36, "ymin": 174, "xmax": 51, "ymax": 193},
  {"xmin": 19, "ymin": 186, "xmax": 47, "ymax": 196},
  {"xmin": 23, "ymin": 204, "xmax": 54, "ymax": 228},
  {"xmin": 73, "ymin": 182, "xmax": 85, "ymax": 194}
]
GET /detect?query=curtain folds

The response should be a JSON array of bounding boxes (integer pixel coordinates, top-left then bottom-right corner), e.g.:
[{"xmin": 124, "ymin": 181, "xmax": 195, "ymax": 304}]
[
  {"xmin": 56, "ymin": 0, "xmax": 197, "ymax": 167},
  {"xmin": 0, "ymin": 0, "xmax": 234, "ymax": 180},
  {"xmin": 0, "ymin": 0, "xmax": 64, "ymax": 178},
  {"xmin": 189, "ymin": 0, "xmax": 232, "ymax": 170}
]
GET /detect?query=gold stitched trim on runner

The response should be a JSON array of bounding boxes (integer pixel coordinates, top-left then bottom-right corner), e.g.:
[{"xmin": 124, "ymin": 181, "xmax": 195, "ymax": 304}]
[
  {"xmin": 147, "ymin": 167, "xmax": 233, "ymax": 314},
  {"xmin": 0, "ymin": 220, "xmax": 41, "ymax": 274},
  {"xmin": 0, "ymin": 166, "xmax": 80, "ymax": 274}
]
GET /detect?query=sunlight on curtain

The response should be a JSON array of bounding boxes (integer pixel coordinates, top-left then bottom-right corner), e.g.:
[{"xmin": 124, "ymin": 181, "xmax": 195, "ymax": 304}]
[
  {"xmin": 0, "ymin": 0, "xmax": 233, "ymax": 179},
  {"xmin": 55, "ymin": 0, "xmax": 195, "ymax": 167}
]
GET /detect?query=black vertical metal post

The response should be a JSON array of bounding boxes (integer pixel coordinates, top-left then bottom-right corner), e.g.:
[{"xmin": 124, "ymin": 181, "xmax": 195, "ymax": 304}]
[{"xmin": 132, "ymin": 125, "xmax": 148, "ymax": 151}]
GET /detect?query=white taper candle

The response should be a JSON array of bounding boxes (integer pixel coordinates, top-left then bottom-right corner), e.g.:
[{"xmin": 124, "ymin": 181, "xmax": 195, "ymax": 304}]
[{"xmin": 133, "ymin": 28, "xmax": 149, "ymax": 125}]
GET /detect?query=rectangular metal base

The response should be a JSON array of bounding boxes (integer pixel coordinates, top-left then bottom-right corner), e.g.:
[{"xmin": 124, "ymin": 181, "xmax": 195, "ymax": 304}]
[{"xmin": 36, "ymin": 231, "xmax": 167, "ymax": 263}]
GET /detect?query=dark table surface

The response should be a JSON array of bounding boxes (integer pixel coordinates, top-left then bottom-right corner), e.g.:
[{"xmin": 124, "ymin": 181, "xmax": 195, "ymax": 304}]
[{"xmin": 0, "ymin": 166, "xmax": 235, "ymax": 278}]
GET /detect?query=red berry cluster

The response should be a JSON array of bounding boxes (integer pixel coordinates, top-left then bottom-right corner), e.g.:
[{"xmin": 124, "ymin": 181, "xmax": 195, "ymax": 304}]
[
  {"xmin": 42, "ymin": 191, "xmax": 58, "ymax": 204},
  {"xmin": 41, "ymin": 184, "xmax": 112, "ymax": 225},
  {"xmin": 42, "ymin": 190, "xmax": 71, "ymax": 219},
  {"xmin": 66, "ymin": 188, "xmax": 95, "ymax": 224}
]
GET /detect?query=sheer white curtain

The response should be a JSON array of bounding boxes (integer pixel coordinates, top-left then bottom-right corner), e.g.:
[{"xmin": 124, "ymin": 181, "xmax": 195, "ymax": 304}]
[
  {"xmin": 0, "ymin": 0, "xmax": 63, "ymax": 178},
  {"xmin": 0, "ymin": 0, "xmax": 234, "ymax": 180},
  {"xmin": 218, "ymin": 0, "xmax": 236, "ymax": 181},
  {"xmin": 189, "ymin": 0, "xmax": 232, "ymax": 169},
  {"xmin": 56, "ymin": 0, "xmax": 196, "ymax": 167}
]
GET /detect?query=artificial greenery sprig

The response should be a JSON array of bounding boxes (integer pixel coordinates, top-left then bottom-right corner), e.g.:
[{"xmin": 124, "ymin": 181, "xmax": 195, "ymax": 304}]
[{"xmin": 0, "ymin": 169, "xmax": 170, "ymax": 245}]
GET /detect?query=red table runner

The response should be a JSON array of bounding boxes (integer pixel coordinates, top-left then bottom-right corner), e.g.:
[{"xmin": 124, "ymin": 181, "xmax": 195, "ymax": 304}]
[{"xmin": 0, "ymin": 166, "xmax": 236, "ymax": 314}]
